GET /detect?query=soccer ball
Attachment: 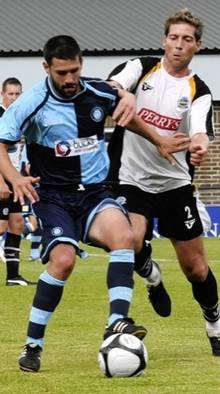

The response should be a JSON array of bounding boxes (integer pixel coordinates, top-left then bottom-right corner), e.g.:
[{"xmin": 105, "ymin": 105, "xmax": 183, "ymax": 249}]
[{"xmin": 98, "ymin": 333, "xmax": 148, "ymax": 377}]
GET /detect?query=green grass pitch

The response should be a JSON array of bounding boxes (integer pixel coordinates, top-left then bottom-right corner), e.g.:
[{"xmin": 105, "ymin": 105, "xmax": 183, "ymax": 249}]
[{"xmin": 0, "ymin": 238, "xmax": 220, "ymax": 393}]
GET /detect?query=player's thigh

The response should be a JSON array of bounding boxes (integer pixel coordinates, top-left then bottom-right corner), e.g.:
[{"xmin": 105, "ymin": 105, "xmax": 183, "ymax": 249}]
[
  {"xmin": 88, "ymin": 207, "xmax": 134, "ymax": 250},
  {"xmin": 33, "ymin": 199, "xmax": 80, "ymax": 264},
  {"xmin": 171, "ymin": 236, "xmax": 208, "ymax": 279},
  {"xmin": 117, "ymin": 184, "xmax": 153, "ymax": 249},
  {"xmin": 158, "ymin": 185, "xmax": 203, "ymax": 241}
]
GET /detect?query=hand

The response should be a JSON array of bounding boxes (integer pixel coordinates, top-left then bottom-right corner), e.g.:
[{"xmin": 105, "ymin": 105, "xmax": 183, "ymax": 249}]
[
  {"xmin": 112, "ymin": 90, "xmax": 136, "ymax": 126},
  {"xmin": 0, "ymin": 181, "xmax": 11, "ymax": 200},
  {"xmin": 11, "ymin": 175, "xmax": 41, "ymax": 205},
  {"xmin": 156, "ymin": 133, "xmax": 190, "ymax": 165},
  {"xmin": 160, "ymin": 133, "xmax": 190, "ymax": 153},
  {"xmin": 25, "ymin": 163, "xmax": 31, "ymax": 175},
  {"xmin": 189, "ymin": 144, "xmax": 208, "ymax": 166}
]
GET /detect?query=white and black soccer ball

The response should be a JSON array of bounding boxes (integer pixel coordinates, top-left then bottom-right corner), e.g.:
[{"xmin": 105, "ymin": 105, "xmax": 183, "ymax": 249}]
[{"xmin": 98, "ymin": 333, "xmax": 148, "ymax": 378}]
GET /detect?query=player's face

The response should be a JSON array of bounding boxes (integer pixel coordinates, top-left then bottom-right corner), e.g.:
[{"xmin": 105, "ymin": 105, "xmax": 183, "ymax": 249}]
[
  {"xmin": 44, "ymin": 56, "xmax": 83, "ymax": 98},
  {"xmin": 2, "ymin": 84, "xmax": 22, "ymax": 108},
  {"xmin": 162, "ymin": 23, "xmax": 201, "ymax": 75}
]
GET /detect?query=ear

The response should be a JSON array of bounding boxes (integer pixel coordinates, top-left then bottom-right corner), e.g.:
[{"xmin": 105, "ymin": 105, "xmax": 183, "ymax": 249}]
[
  {"xmin": 43, "ymin": 61, "xmax": 50, "ymax": 74},
  {"xmin": 79, "ymin": 55, "xmax": 83, "ymax": 67},
  {"xmin": 161, "ymin": 36, "xmax": 166, "ymax": 47},
  {"xmin": 196, "ymin": 40, "xmax": 202, "ymax": 53}
]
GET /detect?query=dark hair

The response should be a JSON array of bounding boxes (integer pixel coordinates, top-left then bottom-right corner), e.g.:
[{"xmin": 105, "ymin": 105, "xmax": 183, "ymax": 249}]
[
  {"xmin": 2, "ymin": 77, "xmax": 22, "ymax": 92},
  {"xmin": 43, "ymin": 35, "xmax": 82, "ymax": 65},
  {"xmin": 164, "ymin": 8, "xmax": 203, "ymax": 41}
]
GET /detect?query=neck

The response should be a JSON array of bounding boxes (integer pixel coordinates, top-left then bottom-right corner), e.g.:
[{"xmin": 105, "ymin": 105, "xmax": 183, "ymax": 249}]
[
  {"xmin": 49, "ymin": 76, "xmax": 82, "ymax": 99},
  {"xmin": 163, "ymin": 57, "xmax": 190, "ymax": 78}
]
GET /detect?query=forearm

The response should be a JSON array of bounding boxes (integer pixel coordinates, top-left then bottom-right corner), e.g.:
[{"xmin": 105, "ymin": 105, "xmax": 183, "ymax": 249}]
[
  {"xmin": 191, "ymin": 133, "xmax": 209, "ymax": 146},
  {"xmin": 0, "ymin": 143, "xmax": 21, "ymax": 182},
  {"xmin": 0, "ymin": 173, "xmax": 7, "ymax": 188},
  {"xmin": 0, "ymin": 173, "xmax": 5, "ymax": 184},
  {"xmin": 127, "ymin": 115, "xmax": 161, "ymax": 146}
]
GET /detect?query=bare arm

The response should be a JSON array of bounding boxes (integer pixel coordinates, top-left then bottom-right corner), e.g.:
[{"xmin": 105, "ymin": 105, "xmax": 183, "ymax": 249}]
[
  {"xmin": 111, "ymin": 88, "xmax": 136, "ymax": 126},
  {"xmin": 0, "ymin": 142, "xmax": 40, "ymax": 204},
  {"xmin": 127, "ymin": 115, "xmax": 190, "ymax": 165},
  {"xmin": 0, "ymin": 173, "xmax": 10, "ymax": 200},
  {"xmin": 189, "ymin": 133, "xmax": 209, "ymax": 166},
  {"xmin": 107, "ymin": 84, "xmax": 190, "ymax": 164}
]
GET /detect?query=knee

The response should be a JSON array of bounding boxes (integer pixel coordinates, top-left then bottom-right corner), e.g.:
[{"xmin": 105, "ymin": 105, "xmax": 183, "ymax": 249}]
[
  {"xmin": 132, "ymin": 230, "xmax": 145, "ymax": 254},
  {"xmin": 8, "ymin": 215, "xmax": 24, "ymax": 234},
  {"xmin": 122, "ymin": 228, "xmax": 134, "ymax": 248},
  {"xmin": 184, "ymin": 255, "xmax": 208, "ymax": 282},
  {"xmin": 134, "ymin": 237, "xmax": 145, "ymax": 254},
  {"xmin": 109, "ymin": 228, "xmax": 134, "ymax": 250},
  {"xmin": 50, "ymin": 247, "xmax": 76, "ymax": 277}
]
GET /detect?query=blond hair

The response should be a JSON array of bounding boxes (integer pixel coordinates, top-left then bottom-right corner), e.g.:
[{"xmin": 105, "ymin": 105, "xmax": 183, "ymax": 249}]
[{"xmin": 164, "ymin": 8, "xmax": 203, "ymax": 41}]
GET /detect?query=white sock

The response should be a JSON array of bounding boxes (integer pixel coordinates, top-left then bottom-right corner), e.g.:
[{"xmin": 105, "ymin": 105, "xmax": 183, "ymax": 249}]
[
  {"xmin": 146, "ymin": 262, "xmax": 161, "ymax": 286},
  {"xmin": 0, "ymin": 235, "xmax": 5, "ymax": 248},
  {"xmin": 206, "ymin": 318, "xmax": 220, "ymax": 337}
]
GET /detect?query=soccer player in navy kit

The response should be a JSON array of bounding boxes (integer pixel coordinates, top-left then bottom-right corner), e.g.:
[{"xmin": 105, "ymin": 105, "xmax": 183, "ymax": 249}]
[
  {"xmin": 0, "ymin": 77, "xmax": 36, "ymax": 285},
  {"xmin": 0, "ymin": 35, "xmax": 190, "ymax": 372}
]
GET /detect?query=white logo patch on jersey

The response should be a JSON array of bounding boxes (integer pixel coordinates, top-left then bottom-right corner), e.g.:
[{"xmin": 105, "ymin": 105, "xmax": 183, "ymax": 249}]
[
  {"xmin": 142, "ymin": 82, "xmax": 154, "ymax": 91},
  {"xmin": 55, "ymin": 135, "xmax": 99, "ymax": 157},
  {"xmin": 90, "ymin": 106, "xmax": 104, "ymax": 122},
  {"xmin": 177, "ymin": 96, "xmax": 189, "ymax": 110}
]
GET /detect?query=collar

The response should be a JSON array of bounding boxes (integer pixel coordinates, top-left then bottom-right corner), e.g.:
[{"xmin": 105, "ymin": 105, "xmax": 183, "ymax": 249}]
[{"xmin": 46, "ymin": 77, "xmax": 86, "ymax": 102}]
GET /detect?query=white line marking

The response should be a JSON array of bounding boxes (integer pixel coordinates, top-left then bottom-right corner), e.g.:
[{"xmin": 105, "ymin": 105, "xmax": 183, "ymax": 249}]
[{"xmin": 87, "ymin": 253, "xmax": 220, "ymax": 264}]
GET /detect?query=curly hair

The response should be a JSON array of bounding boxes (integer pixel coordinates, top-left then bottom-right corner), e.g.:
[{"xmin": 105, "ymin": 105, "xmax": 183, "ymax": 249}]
[{"xmin": 164, "ymin": 8, "xmax": 203, "ymax": 41}]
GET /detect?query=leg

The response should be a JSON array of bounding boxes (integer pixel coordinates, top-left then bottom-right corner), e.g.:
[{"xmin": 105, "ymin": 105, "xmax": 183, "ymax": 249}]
[
  {"xmin": 29, "ymin": 229, "xmax": 42, "ymax": 261},
  {"xmin": 19, "ymin": 191, "xmax": 80, "ymax": 372},
  {"xmin": 0, "ymin": 197, "xmax": 10, "ymax": 262},
  {"xmin": 130, "ymin": 212, "xmax": 171, "ymax": 317},
  {"xmin": 23, "ymin": 215, "xmax": 38, "ymax": 236},
  {"xmin": 5, "ymin": 213, "xmax": 36, "ymax": 286},
  {"xmin": 0, "ymin": 219, "xmax": 7, "ymax": 263},
  {"xmin": 172, "ymin": 236, "xmax": 220, "ymax": 356},
  {"xmin": 19, "ymin": 243, "xmax": 76, "ymax": 372},
  {"xmin": 131, "ymin": 212, "xmax": 160, "ymax": 282},
  {"xmin": 114, "ymin": 184, "xmax": 171, "ymax": 317},
  {"xmin": 28, "ymin": 217, "xmax": 42, "ymax": 261},
  {"xmin": 89, "ymin": 207, "xmax": 147, "ymax": 339}
]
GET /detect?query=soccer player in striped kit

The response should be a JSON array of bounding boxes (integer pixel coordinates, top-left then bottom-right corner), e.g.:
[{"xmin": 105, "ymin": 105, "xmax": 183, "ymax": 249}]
[{"xmin": 108, "ymin": 9, "xmax": 220, "ymax": 357}]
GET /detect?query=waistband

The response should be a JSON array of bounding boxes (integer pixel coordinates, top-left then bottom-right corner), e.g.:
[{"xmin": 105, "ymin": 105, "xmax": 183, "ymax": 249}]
[{"xmin": 40, "ymin": 182, "xmax": 106, "ymax": 192}]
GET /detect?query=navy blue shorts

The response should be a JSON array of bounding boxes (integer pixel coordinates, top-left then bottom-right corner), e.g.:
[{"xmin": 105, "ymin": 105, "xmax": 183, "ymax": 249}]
[
  {"xmin": 0, "ymin": 195, "xmax": 22, "ymax": 220},
  {"xmin": 32, "ymin": 184, "xmax": 126, "ymax": 263}
]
